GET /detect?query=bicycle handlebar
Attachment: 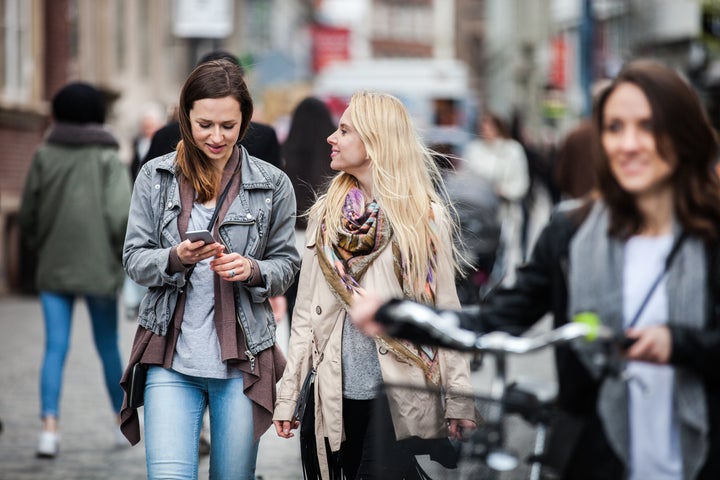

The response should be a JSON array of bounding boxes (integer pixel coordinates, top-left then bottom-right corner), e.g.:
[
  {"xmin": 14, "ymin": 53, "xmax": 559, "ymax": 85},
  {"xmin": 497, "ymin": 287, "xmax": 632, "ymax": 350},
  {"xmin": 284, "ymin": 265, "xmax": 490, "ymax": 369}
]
[
  {"xmin": 376, "ymin": 299, "xmax": 620, "ymax": 354},
  {"xmin": 474, "ymin": 322, "xmax": 615, "ymax": 355}
]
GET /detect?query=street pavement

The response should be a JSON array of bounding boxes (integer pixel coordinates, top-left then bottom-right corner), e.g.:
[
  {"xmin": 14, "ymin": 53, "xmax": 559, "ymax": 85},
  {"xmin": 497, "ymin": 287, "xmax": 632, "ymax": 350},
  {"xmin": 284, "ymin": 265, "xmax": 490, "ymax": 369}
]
[
  {"xmin": 0, "ymin": 293, "xmax": 555, "ymax": 480},
  {"xmin": 0, "ymin": 294, "xmax": 302, "ymax": 480},
  {"xmin": 0, "ymin": 190, "xmax": 555, "ymax": 479}
]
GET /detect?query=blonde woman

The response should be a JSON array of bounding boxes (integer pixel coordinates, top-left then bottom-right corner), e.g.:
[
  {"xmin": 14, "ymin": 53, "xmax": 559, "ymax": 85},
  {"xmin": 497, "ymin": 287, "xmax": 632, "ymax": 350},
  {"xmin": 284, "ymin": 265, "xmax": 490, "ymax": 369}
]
[{"xmin": 273, "ymin": 91, "xmax": 476, "ymax": 479}]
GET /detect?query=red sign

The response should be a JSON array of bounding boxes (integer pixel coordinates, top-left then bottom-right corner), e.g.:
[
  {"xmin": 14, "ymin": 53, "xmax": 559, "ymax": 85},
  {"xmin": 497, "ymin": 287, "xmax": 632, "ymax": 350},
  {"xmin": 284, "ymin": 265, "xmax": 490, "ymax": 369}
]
[
  {"xmin": 549, "ymin": 35, "xmax": 567, "ymax": 90},
  {"xmin": 311, "ymin": 24, "xmax": 350, "ymax": 73}
]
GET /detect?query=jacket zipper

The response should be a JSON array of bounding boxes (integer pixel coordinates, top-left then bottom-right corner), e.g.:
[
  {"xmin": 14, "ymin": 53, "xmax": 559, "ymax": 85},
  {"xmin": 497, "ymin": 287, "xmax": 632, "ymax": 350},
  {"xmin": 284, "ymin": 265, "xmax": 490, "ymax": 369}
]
[
  {"xmin": 234, "ymin": 310, "xmax": 256, "ymax": 372},
  {"xmin": 218, "ymin": 230, "xmax": 257, "ymax": 372}
]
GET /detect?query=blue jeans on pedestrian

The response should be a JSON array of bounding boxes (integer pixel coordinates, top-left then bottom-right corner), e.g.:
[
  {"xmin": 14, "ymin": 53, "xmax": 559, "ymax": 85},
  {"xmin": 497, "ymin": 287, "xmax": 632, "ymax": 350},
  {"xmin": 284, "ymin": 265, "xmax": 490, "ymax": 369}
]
[
  {"xmin": 144, "ymin": 367, "xmax": 258, "ymax": 480},
  {"xmin": 39, "ymin": 292, "xmax": 124, "ymax": 419},
  {"xmin": 122, "ymin": 275, "xmax": 147, "ymax": 320}
]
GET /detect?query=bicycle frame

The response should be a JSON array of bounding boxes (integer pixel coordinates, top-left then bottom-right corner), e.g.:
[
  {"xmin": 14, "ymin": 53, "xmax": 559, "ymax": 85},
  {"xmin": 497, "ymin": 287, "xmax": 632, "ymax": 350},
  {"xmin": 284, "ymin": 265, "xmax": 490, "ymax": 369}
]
[{"xmin": 376, "ymin": 302, "xmax": 619, "ymax": 478}]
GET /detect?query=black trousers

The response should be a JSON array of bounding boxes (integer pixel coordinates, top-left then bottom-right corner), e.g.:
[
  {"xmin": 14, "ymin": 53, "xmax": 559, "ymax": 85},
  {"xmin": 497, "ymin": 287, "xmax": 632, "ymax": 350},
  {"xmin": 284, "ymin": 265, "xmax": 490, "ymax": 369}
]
[{"xmin": 339, "ymin": 397, "xmax": 416, "ymax": 480}]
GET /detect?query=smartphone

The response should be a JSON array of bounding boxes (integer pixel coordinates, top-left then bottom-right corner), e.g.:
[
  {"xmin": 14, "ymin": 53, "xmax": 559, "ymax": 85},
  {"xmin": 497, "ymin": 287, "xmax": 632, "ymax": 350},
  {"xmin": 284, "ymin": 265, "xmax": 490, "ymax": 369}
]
[{"xmin": 186, "ymin": 229, "xmax": 216, "ymax": 244}]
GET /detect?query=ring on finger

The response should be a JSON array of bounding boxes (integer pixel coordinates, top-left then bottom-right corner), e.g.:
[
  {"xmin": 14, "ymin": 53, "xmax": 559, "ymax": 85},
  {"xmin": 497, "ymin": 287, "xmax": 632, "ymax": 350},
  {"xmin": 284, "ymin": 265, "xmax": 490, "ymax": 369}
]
[{"xmin": 229, "ymin": 269, "xmax": 236, "ymax": 278}]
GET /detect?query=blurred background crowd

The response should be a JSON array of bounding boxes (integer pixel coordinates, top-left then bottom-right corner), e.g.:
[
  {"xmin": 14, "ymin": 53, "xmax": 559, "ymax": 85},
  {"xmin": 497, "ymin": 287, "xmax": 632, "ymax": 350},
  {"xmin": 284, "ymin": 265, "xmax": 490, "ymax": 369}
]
[{"xmin": 1, "ymin": 0, "xmax": 720, "ymax": 296}]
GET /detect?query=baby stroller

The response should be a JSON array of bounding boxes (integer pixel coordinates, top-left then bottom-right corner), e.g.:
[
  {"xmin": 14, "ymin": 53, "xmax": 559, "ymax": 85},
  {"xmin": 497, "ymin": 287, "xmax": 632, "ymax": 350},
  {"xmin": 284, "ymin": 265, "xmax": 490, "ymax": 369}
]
[{"xmin": 444, "ymin": 171, "xmax": 503, "ymax": 307}]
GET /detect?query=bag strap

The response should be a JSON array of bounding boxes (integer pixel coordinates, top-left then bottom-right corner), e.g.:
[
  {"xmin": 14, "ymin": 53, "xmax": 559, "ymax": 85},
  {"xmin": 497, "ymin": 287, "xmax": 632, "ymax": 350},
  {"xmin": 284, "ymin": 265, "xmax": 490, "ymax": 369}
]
[
  {"xmin": 185, "ymin": 158, "xmax": 241, "ymax": 280},
  {"xmin": 626, "ymin": 231, "xmax": 687, "ymax": 329},
  {"xmin": 206, "ymin": 158, "xmax": 241, "ymax": 232}
]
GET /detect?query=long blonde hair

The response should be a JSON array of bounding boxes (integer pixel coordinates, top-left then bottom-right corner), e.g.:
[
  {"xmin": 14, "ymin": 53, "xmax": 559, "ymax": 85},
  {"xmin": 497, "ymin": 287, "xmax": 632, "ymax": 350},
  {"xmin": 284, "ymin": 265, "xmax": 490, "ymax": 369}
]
[{"xmin": 310, "ymin": 91, "xmax": 461, "ymax": 300}]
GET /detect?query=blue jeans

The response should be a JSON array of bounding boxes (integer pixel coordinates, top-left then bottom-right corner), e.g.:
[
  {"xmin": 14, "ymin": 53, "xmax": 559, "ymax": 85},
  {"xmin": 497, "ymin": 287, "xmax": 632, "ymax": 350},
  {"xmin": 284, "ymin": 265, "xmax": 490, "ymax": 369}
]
[
  {"xmin": 122, "ymin": 275, "xmax": 147, "ymax": 320},
  {"xmin": 144, "ymin": 367, "xmax": 258, "ymax": 480},
  {"xmin": 39, "ymin": 292, "xmax": 124, "ymax": 418}
]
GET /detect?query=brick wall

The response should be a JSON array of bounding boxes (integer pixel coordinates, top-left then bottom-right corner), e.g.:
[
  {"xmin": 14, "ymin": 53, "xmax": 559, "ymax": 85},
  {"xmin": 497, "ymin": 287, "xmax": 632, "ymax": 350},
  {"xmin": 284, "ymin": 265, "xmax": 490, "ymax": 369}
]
[
  {"xmin": 44, "ymin": 0, "xmax": 72, "ymax": 100},
  {"xmin": 0, "ymin": 122, "xmax": 46, "ymax": 199},
  {"xmin": 0, "ymin": 0, "xmax": 70, "ymax": 294},
  {"xmin": 0, "ymin": 111, "xmax": 48, "ymax": 293}
]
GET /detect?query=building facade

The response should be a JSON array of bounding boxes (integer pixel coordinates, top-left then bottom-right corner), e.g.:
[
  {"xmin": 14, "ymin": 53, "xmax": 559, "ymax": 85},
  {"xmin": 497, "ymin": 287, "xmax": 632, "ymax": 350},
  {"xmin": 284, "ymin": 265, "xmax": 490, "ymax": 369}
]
[{"xmin": 0, "ymin": 0, "xmax": 292, "ymax": 294}]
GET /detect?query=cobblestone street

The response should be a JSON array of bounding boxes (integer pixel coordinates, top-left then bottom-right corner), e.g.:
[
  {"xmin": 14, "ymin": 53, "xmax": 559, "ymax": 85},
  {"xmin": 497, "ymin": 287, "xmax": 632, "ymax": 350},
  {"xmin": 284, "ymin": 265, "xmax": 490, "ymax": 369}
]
[{"xmin": 0, "ymin": 295, "xmax": 302, "ymax": 480}]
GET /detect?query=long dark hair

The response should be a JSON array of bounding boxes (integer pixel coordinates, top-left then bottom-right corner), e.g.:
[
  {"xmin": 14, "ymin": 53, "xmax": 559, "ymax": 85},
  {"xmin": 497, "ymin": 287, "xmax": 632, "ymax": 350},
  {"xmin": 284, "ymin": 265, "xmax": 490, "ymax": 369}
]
[
  {"xmin": 594, "ymin": 59, "xmax": 720, "ymax": 240},
  {"xmin": 282, "ymin": 97, "xmax": 336, "ymax": 227},
  {"xmin": 176, "ymin": 59, "xmax": 253, "ymax": 202}
]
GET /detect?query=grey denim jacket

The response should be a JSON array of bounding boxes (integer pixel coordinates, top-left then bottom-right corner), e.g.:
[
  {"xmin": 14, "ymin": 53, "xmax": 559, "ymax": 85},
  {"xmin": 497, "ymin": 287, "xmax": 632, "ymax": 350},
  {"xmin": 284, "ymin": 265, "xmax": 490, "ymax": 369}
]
[{"xmin": 123, "ymin": 149, "xmax": 300, "ymax": 354}]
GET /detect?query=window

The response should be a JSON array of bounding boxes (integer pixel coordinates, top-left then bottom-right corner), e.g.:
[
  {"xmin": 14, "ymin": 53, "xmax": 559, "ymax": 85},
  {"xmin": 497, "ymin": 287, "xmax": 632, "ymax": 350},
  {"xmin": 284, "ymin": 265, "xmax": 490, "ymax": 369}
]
[{"xmin": 1, "ymin": 0, "xmax": 34, "ymax": 104}]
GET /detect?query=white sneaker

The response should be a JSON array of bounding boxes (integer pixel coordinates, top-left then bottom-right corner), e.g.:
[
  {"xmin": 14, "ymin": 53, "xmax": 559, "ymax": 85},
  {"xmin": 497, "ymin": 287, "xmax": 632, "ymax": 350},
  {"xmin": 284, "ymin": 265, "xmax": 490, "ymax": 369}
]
[
  {"xmin": 36, "ymin": 431, "xmax": 59, "ymax": 458},
  {"xmin": 114, "ymin": 425, "xmax": 128, "ymax": 448}
]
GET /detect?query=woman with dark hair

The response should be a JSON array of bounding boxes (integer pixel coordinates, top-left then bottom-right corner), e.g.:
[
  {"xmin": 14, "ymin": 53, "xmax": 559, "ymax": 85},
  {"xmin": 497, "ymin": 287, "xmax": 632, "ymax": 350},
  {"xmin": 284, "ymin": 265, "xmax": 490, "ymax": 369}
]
[
  {"xmin": 277, "ymin": 97, "xmax": 337, "ymax": 328},
  {"xmin": 119, "ymin": 59, "xmax": 300, "ymax": 479},
  {"xmin": 19, "ymin": 81, "xmax": 132, "ymax": 457},
  {"xmin": 282, "ymin": 96, "xmax": 337, "ymax": 229},
  {"xmin": 353, "ymin": 59, "xmax": 720, "ymax": 479}
]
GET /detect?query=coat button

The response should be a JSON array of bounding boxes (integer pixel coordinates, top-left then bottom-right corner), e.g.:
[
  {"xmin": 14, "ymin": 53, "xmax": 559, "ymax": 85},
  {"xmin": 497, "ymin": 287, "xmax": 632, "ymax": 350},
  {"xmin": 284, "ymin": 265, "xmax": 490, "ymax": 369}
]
[{"xmin": 315, "ymin": 306, "xmax": 322, "ymax": 315}]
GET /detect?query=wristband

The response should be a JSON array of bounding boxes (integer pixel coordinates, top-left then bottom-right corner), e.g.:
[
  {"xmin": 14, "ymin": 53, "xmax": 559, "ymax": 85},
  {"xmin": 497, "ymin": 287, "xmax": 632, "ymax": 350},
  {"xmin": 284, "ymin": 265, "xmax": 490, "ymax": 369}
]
[{"xmin": 247, "ymin": 258, "xmax": 256, "ymax": 282}]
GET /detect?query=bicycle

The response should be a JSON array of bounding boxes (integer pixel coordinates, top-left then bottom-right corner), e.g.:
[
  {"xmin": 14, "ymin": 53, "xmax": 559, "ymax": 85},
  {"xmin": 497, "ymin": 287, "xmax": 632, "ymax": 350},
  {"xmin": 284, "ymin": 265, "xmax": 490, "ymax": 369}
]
[{"xmin": 377, "ymin": 302, "xmax": 625, "ymax": 479}]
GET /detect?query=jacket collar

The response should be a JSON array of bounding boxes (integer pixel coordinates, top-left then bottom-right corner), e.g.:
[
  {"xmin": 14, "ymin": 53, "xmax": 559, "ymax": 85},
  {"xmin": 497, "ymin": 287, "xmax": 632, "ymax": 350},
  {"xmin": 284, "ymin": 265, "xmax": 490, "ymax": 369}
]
[
  {"xmin": 152, "ymin": 151, "xmax": 177, "ymax": 174},
  {"xmin": 46, "ymin": 122, "xmax": 119, "ymax": 148},
  {"xmin": 240, "ymin": 147, "xmax": 276, "ymax": 190}
]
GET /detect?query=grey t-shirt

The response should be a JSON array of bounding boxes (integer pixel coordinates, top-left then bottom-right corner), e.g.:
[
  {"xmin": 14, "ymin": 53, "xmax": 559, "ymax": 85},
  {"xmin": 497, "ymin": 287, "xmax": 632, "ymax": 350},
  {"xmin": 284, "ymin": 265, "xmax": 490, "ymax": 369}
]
[
  {"xmin": 342, "ymin": 313, "xmax": 383, "ymax": 399},
  {"xmin": 172, "ymin": 202, "xmax": 241, "ymax": 379}
]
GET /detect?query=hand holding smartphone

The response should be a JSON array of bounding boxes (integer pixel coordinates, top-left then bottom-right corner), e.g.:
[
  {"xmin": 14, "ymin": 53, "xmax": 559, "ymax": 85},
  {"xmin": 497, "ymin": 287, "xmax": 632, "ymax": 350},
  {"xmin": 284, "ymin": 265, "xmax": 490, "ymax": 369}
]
[{"xmin": 186, "ymin": 229, "xmax": 216, "ymax": 245}]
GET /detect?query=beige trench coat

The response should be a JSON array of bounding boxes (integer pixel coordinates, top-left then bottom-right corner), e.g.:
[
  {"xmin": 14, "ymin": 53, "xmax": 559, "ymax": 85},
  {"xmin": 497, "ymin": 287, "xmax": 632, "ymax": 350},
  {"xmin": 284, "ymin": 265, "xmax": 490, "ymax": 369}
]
[{"xmin": 273, "ymin": 209, "xmax": 476, "ymax": 479}]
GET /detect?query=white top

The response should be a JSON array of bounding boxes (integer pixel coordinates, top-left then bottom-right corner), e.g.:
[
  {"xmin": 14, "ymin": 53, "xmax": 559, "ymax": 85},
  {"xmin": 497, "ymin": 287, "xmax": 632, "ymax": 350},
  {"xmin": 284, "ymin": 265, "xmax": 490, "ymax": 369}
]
[
  {"xmin": 623, "ymin": 234, "xmax": 682, "ymax": 480},
  {"xmin": 460, "ymin": 138, "xmax": 529, "ymax": 202}
]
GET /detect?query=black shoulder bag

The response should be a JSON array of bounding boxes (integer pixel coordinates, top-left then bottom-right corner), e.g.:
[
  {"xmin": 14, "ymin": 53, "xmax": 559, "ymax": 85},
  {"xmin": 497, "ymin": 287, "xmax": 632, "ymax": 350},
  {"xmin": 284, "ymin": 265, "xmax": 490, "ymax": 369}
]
[{"xmin": 295, "ymin": 317, "xmax": 343, "ymax": 480}]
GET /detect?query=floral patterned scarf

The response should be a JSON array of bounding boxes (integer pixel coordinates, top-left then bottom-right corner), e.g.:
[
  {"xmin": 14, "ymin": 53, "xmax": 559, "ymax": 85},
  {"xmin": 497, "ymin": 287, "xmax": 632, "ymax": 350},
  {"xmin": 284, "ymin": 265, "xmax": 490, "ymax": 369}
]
[{"xmin": 317, "ymin": 187, "xmax": 441, "ymax": 383}]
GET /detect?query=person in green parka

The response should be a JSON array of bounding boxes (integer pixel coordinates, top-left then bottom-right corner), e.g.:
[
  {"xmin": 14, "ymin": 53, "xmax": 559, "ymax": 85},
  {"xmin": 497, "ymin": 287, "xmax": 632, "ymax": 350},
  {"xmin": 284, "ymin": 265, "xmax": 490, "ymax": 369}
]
[{"xmin": 18, "ymin": 81, "xmax": 132, "ymax": 458}]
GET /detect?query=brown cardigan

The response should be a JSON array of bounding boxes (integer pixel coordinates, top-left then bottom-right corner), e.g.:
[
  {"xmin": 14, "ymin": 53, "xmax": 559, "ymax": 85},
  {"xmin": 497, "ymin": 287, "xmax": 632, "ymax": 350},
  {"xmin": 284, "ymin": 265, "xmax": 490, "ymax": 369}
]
[{"xmin": 119, "ymin": 150, "xmax": 286, "ymax": 445}]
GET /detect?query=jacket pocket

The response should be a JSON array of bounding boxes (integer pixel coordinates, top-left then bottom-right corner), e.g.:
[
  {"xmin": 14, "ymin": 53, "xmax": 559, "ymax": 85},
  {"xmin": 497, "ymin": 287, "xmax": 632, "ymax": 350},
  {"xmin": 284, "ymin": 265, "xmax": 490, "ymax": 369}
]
[
  {"xmin": 222, "ymin": 216, "xmax": 259, "ymax": 256},
  {"xmin": 250, "ymin": 208, "xmax": 268, "ymax": 257}
]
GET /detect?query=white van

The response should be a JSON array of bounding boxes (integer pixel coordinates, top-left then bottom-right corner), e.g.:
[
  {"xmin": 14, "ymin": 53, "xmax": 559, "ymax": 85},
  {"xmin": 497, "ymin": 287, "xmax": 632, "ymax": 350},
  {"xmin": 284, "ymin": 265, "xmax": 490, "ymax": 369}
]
[{"xmin": 314, "ymin": 58, "xmax": 477, "ymax": 158}]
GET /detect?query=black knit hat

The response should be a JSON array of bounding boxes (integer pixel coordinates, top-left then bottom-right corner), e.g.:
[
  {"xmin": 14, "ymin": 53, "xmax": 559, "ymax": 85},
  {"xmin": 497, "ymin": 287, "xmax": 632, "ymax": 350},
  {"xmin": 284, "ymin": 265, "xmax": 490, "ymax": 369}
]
[{"xmin": 52, "ymin": 82, "xmax": 107, "ymax": 124}]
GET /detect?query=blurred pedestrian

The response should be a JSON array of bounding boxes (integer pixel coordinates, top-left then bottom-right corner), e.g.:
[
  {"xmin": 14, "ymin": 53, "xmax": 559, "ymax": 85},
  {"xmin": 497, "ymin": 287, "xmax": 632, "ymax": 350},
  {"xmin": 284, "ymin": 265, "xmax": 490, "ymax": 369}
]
[
  {"xmin": 119, "ymin": 59, "xmax": 300, "ymax": 479},
  {"xmin": 554, "ymin": 119, "xmax": 598, "ymax": 200},
  {"xmin": 18, "ymin": 81, "xmax": 132, "ymax": 457},
  {"xmin": 280, "ymin": 96, "xmax": 337, "ymax": 329},
  {"xmin": 273, "ymin": 91, "xmax": 476, "ymax": 479},
  {"xmin": 123, "ymin": 104, "xmax": 165, "ymax": 322},
  {"xmin": 353, "ymin": 59, "xmax": 720, "ymax": 480},
  {"xmin": 554, "ymin": 80, "xmax": 612, "ymax": 202},
  {"xmin": 461, "ymin": 111, "xmax": 530, "ymax": 286},
  {"xmin": 129, "ymin": 104, "xmax": 165, "ymax": 182},
  {"xmin": 141, "ymin": 51, "xmax": 282, "ymax": 169},
  {"xmin": 510, "ymin": 111, "xmax": 556, "ymax": 256},
  {"xmin": 283, "ymin": 96, "xmax": 336, "ymax": 229}
]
